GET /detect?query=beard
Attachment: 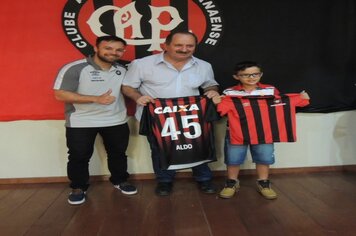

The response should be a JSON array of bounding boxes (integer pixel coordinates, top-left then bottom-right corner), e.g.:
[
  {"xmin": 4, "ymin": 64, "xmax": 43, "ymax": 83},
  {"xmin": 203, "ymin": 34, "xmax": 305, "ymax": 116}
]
[{"xmin": 96, "ymin": 53, "xmax": 118, "ymax": 64}]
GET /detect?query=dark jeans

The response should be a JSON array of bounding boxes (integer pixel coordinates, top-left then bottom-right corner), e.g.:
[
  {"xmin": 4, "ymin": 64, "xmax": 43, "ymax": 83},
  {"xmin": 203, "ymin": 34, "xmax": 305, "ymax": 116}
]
[
  {"xmin": 66, "ymin": 124, "xmax": 129, "ymax": 191},
  {"xmin": 147, "ymin": 135, "xmax": 213, "ymax": 183}
]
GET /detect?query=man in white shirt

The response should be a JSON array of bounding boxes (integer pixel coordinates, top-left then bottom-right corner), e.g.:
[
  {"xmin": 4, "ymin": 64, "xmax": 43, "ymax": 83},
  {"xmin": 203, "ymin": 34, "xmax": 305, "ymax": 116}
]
[{"xmin": 122, "ymin": 31, "xmax": 219, "ymax": 196}]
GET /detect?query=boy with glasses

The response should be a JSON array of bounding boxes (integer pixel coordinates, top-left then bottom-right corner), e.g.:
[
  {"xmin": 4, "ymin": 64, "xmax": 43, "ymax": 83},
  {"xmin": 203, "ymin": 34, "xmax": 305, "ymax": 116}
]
[{"xmin": 213, "ymin": 61, "xmax": 309, "ymax": 199}]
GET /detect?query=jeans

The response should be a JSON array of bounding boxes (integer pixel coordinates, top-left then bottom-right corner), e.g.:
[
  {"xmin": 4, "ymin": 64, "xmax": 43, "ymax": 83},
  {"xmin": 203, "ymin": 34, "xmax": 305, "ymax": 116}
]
[
  {"xmin": 224, "ymin": 134, "xmax": 275, "ymax": 165},
  {"xmin": 147, "ymin": 135, "xmax": 213, "ymax": 183},
  {"xmin": 66, "ymin": 124, "xmax": 130, "ymax": 190}
]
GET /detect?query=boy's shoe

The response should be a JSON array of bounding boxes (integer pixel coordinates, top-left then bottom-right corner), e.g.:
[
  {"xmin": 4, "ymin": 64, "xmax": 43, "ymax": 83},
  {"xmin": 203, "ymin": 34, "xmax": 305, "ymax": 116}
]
[
  {"xmin": 256, "ymin": 179, "xmax": 277, "ymax": 200},
  {"xmin": 219, "ymin": 179, "xmax": 240, "ymax": 199},
  {"xmin": 68, "ymin": 189, "xmax": 86, "ymax": 205},
  {"xmin": 114, "ymin": 182, "xmax": 138, "ymax": 195}
]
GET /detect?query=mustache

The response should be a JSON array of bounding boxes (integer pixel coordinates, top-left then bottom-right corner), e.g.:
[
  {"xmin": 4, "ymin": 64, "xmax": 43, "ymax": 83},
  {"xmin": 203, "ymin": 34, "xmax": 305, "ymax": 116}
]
[{"xmin": 176, "ymin": 51, "xmax": 189, "ymax": 54}]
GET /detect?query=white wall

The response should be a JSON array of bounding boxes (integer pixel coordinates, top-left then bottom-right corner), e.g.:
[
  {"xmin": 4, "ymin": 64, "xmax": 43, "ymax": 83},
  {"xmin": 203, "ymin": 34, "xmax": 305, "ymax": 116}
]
[{"xmin": 0, "ymin": 111, "xmax": 355, "ymax": 179}]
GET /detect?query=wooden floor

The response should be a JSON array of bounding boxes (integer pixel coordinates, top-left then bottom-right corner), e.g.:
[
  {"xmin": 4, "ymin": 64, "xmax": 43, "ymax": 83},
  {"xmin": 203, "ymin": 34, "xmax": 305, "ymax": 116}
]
[{"xmin": 1, "ymin": 172, "xmax": 356, "ymax": 236}]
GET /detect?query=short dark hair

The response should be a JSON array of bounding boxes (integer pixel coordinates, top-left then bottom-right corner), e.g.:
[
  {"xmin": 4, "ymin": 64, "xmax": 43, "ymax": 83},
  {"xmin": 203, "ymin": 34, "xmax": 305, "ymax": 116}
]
[
  {"xmin": 96, "ymin": 35, "xmax": 127, "ymax": 46},
  {"xmin": 234, "ymin": 61, "xmax": 263, "ymax": 74},
  {"xmin": 165, "ymin": 30, "xmax": 198, "ymax": 45}
]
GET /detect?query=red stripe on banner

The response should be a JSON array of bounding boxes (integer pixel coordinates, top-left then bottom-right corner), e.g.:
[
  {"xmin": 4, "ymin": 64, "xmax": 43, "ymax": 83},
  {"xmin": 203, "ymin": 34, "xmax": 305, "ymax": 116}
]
[
  {"xmin": 0, "ymin": 0, "xmax": 82, "ymax": 121},
  {"xmin": 78, "ymin": 1, "xmax": 96, "ymax": 49},
  {"xmin": 188, "ymin": 0, "xmax": 206, "ymax": 43}
]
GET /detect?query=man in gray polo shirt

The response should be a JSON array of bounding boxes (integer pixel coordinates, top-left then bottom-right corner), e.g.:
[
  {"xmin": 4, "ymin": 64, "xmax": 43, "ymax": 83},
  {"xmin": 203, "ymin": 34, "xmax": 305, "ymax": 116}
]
[
  {"xmin": 54, "ymin": 36, "xmax": 137, "ymax": 205},
  {"xmin": 122, "ymin": 31, "xmax": 219, "ymax": 196}
]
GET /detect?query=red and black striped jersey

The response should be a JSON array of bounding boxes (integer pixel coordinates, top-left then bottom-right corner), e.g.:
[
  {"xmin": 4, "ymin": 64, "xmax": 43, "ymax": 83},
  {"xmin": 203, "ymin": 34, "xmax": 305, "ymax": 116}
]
[
  {"xmin": 217, "ymin": 94, "xmax": 309, "ymax": 145},
  {"xmin": 140, "ymin": 96, "xmax": 219, "ymax": 170}
]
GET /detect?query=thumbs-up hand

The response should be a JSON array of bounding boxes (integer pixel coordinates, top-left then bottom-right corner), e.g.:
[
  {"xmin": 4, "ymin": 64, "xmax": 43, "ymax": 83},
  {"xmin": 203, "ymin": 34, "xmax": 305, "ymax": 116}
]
[{"xmin": 96, "ymin": 89, "xmax": 116, "ymax": 105}]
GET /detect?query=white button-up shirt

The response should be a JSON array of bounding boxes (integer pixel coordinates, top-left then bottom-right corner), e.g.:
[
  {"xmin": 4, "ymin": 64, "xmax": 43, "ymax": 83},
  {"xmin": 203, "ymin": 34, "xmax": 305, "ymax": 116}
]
[{"xmin": 123, "ymin": 52, "xmax": 219, "ymax": 120}]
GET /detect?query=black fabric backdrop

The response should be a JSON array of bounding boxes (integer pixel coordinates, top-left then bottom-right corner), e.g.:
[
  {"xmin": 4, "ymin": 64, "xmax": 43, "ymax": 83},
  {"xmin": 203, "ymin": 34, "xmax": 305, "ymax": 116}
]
[
  {"xmin": 71, "ymin": 0, "xmax": 356, "ymax": 113},
  {"xmin": 195, "ymin": 0, "xmax": 356, "ymax": 113}
]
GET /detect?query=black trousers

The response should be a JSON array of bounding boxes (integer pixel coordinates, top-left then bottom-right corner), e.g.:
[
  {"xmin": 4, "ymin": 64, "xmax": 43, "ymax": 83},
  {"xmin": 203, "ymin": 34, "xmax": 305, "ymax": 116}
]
[{"xmin": 66, "ymin": 124, "xmax": 129, "ymax": 190}]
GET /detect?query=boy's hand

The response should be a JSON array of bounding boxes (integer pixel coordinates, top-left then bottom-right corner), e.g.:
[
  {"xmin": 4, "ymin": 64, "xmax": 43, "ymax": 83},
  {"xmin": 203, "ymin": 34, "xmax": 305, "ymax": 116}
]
[{"xmin": 300, "ymin": 90, "xmax": 310, "ymax": 100}]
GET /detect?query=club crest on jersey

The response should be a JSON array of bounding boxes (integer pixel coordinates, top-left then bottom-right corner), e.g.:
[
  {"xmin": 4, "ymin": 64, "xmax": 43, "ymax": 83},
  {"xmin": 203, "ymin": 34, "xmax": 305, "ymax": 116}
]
[
  {"xmin": 154, "ymin": 104, "xmax": 199, "ymax": 114},
  {"xmin": 61, "ymin": 0, "xmax": 224, "ymax": 59},
  {"xmin": 271, "ymin": 99, "xmax": 286, "ymax": 107}
]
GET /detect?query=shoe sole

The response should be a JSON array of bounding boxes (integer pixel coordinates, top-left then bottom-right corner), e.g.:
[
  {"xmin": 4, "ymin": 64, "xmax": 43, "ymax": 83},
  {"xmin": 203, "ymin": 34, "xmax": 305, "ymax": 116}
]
[
  {"xmin": 219, "ymin": 194, "xmax": 234, "ymax": 199},
  {"xmin": 68, "ymin": 198, "xmax": 85, "ymax": 205},
  {"xmin": 257, "ymin": 189, "xmax": 277, "ymax": 200},
  {"xmin": 155, "ymin": 191, "xmax": 171, "ymax": 196},
  {"xmin": 121, "ymin": 189, "xmax": 138, "ymax": 195},
  {"xmin": 219, "ymin": 187, "xmax": 239, "ymax": 199},
  {"xmin": 115, "ymin": 185, "xmax": 138, "ymax": 195}
]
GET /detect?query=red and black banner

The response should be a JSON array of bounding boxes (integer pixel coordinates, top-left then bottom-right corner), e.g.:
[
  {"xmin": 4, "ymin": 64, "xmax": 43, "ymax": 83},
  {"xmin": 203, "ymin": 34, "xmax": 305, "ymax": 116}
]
[{"xmin": 0, "ymin": 0, "xmax": 355, "ymax": 121}]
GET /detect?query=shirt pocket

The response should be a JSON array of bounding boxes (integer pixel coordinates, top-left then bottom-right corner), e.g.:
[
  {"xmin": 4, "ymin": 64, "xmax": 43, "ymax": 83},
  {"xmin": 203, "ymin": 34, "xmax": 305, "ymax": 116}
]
[{"xmin": 184, "ymin": 73, "xmax": 205, "ymax": 89}]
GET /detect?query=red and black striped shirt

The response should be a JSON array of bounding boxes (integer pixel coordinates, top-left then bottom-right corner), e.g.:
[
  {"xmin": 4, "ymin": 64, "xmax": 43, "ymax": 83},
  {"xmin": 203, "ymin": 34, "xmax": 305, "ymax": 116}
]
[
  {"xmin": 217, "ymin": 94, "xmax": 309, "ymax": 145},
  {"xmin": 140, "ymin": 96, "xmax": 219, "ymax": 170}
]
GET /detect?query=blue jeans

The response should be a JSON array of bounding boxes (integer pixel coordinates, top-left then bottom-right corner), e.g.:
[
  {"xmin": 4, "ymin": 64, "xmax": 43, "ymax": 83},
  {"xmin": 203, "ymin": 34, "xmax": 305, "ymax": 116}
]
[
  {"xmin": 147, "ymin": 135, "xmax": 213, "ymax": 183},
  {"xmin": 66, "ymin": 124, "xmax": 130, "ymax": 190},
  {"xmin": 224, "ymin": 134, "xmax": 275, "ymax": 165}
]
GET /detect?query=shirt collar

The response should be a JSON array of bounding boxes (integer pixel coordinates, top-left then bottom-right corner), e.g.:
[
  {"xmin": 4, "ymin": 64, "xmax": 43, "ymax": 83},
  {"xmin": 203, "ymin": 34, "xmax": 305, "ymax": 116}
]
[
  {"xmin": 87, "ymin": 56, "xmax": 118, "ymax": 71},
  {"xmin": 235, "ymin": 83, "xmax": 263, "ymax": 91}
]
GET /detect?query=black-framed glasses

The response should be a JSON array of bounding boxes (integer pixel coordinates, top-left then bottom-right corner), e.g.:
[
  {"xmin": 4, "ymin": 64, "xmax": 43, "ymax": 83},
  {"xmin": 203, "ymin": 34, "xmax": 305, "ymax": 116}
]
[{"xmin": 237, "ymin": 72, "xmax": 263, "ymax": 79}]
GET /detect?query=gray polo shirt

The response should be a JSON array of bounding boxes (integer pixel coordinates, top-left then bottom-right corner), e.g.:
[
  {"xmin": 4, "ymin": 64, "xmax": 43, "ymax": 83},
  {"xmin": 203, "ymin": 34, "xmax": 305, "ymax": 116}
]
[
  {"xmin": 54, "ymin": 57, "xmax": 128, "ymax": 127},
  {"xmin": 122, "ymin": 52, "xmax": 219, "ymax": 120}
]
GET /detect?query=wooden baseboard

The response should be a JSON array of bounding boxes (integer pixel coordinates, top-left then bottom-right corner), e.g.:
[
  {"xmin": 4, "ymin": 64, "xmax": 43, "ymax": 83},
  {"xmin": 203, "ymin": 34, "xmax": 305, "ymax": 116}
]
[{"xmin": 0, "ymin": 165, "xmax": 355, "ymax": 185}]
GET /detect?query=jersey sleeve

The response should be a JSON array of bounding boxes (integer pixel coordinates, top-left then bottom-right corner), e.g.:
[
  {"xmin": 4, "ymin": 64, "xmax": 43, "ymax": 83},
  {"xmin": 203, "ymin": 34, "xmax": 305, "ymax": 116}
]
[
  {"xmin": 205, "ymin": 97, "xmax": 221, "ymax": 122},
  {"xmin": 285, "ymin": 93, "xmax": 310, "ymax": 107},
  {"xmin": 216, "ymin": 96, "xmax": 232, "ymax": 116},
  {"xmin": 139, "ymin": 105, "xmax": 152, "ymax": 136},
  {"xmin": 53, "ymin": 62, "xmax": 85, "ymax": 92}
]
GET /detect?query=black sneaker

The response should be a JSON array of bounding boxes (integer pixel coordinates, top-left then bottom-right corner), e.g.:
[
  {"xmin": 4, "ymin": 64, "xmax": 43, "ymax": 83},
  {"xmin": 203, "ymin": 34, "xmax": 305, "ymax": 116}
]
[
  {"xmin": 68, "ymin": 189, "xmax": 86, "ymax": 205},
  {"xmin": 155, "ymin": 182, "xmax": 173, "ymax": 196},
  {"xmin": 198, "ymin": 181, "xmax": 217, "ymax": 194},
  {"xmin": 114, "ymin": 182, "xmax": 138, "ymax": 195}
]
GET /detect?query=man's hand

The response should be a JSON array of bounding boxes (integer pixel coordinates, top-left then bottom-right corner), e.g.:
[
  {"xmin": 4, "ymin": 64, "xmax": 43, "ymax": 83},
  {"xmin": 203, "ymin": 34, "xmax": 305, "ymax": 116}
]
[
  {"xmin": 96, "ymin": 89, "xmax": 116, "ymax": 105},
  {"xmin": 212, "ymin": 95, "xmax": 224, "ymax": 105},
  {"xmin": 204, "ymin": 90, "xmax": 220, "ymax": 99},
  {"xmin": 136, "ymin": 95, "xmax": 155, "ymax": 106}
]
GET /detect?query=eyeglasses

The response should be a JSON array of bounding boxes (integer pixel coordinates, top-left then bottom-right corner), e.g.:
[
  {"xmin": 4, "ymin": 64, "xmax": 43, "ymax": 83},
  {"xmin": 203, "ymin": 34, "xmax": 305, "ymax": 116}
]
[{"xmin": 237, "ymin": 72, "xmax": 263, "ymax": 79}]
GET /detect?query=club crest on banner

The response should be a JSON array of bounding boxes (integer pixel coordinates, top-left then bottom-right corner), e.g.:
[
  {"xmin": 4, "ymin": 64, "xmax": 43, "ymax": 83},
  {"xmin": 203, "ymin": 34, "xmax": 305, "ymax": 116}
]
[{"xmin": 62, "ymin": 0, "xmax": 224, "ymax": 61}]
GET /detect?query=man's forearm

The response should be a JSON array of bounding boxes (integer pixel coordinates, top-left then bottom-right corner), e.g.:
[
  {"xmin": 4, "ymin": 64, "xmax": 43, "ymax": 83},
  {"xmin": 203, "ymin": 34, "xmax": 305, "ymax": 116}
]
[
  {"xmin": 203, "ymin": 85, "xmax": 219, "ymax": 92},
  {"xmin": 54, "ymin": 90, "xmax": 97, "ymax": 104},
  {"xmin": 121, "ymin": 85, "xmax": 142, "ymax": 102}
]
